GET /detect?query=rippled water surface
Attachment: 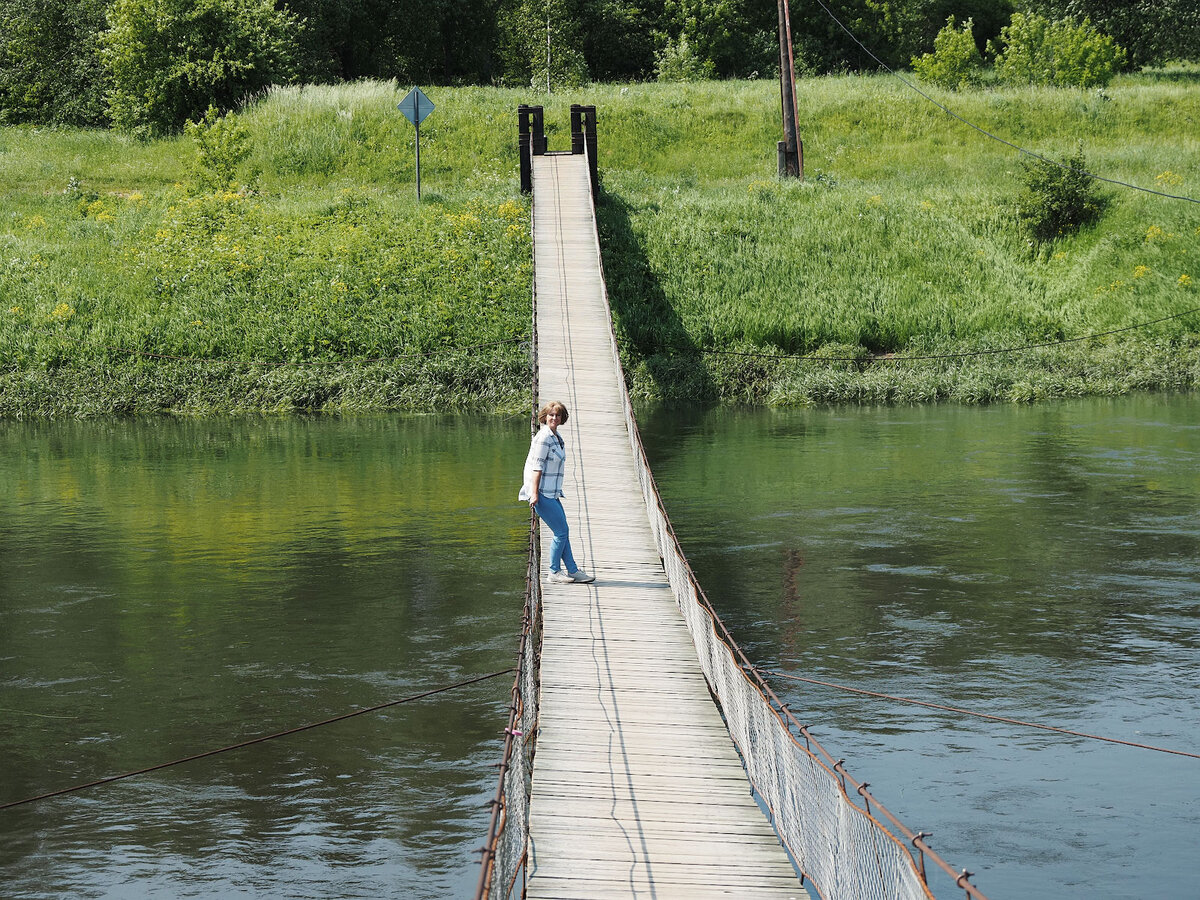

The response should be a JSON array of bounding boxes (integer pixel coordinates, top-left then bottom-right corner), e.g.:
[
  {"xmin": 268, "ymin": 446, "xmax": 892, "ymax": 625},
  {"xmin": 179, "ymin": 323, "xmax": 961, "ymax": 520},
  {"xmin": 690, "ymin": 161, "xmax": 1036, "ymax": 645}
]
[
  {"xmin": 0, "ymin": 416, "xmax": 529, "ymax": 899},
  {"xmin": 4, "ymin": 398, "xmax": 1198, "ymax": 899},
  {"xmin": 639, "ymin": 394, "xmax": 1200, "ymax": 900}
]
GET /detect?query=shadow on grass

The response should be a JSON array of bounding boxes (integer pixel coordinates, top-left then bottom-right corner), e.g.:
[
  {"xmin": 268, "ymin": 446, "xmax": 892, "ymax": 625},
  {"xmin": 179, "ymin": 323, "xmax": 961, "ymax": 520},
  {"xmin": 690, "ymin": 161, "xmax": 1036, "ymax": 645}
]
[{"xmin": 596, "ymin": 188, "xmax": 717, "ymax": 403}]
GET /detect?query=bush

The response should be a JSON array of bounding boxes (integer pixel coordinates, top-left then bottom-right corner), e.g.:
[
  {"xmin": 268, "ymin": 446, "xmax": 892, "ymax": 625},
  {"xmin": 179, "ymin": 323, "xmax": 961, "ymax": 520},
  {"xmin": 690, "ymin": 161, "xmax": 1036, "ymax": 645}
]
[
  {"xmin": 1016, "ymin": 145, "xmax": 1107, "ymax": 243},
  {"xmin": 656, "ymin": 33, "xmax": 715, "ymax": 82},
  {"xmin": 911, "ymin": 16, "xmax": 983, "ymax": 90},
  {"xmin": 101, "ymin": 0, "xmax": 300, "ymax": 137},
  {"xmin": 990, "ymin": 12, "xmax": 1126, "ymax": 89},
  {"xmin": 185, "ymin": 105, "xmax": 254, "ymax": 191}
]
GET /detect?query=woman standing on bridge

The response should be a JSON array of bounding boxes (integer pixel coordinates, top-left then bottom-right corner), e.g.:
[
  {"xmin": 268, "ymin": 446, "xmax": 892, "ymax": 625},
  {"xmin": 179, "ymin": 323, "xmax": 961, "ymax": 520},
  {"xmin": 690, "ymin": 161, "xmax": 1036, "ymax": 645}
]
[{"xmin": 519, "ymin": 401, "xmax": 596, "ymax": 584}]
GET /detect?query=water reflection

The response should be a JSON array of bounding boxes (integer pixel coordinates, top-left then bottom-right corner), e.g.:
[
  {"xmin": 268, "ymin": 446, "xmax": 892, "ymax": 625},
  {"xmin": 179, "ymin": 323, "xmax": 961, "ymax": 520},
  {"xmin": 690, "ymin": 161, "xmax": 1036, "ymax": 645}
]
[
  {"xmin": 0, "ymin": 415, "xmax": 529, "ymax": 899},
  {"xmin": 640, "ymin": 395, "xmax": 1200, "ymax": 900}
]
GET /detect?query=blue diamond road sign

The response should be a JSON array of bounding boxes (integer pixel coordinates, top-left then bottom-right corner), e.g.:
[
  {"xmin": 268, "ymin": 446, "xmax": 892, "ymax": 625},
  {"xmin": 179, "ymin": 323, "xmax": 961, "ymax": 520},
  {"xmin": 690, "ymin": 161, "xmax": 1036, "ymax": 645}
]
[{"xmin": 397, "ymin": 87, "xmax": 434, "ymax": 126}]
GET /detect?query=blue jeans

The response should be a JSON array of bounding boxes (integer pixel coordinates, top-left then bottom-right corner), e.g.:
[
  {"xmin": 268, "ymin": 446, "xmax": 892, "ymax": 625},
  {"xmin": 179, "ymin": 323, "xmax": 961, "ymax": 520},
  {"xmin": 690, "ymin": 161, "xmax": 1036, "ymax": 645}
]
[{"xmin": 534, "ymin": 495, "xmax": 577, "ymax": 574}]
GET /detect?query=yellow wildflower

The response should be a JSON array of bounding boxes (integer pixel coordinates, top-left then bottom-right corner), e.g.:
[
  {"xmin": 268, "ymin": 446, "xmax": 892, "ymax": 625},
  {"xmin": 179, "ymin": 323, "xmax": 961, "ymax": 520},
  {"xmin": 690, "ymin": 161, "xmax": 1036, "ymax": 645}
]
[
  {"xmin": 50, "ymin": 303, "xmax": 74, "ymax": 320},
  {"xmin": 1145, "ymin": 225, "xmax": 1165, "ymax": 242},
  {"xmin": 1180, "ymin": 274, "xmax": 1193, "ymax": 287},
  {"xmin": 1133, "ymin": 265, "xmax": 1151, "ymax": 278}
]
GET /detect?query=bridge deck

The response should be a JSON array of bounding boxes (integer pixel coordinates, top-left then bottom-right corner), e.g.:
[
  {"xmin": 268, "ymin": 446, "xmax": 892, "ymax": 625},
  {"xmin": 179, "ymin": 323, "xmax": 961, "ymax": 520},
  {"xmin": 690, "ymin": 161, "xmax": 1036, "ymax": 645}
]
[{"xmin": 526, "ymin": 154, "xmax": 808, "ymax": 898}]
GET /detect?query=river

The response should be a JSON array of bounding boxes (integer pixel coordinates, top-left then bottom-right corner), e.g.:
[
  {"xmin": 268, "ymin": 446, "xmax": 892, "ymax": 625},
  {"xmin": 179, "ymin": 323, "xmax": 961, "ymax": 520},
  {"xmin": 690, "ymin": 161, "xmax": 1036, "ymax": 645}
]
[{"xmin": 2, "ymin": 396, "xmax": 1198, "ymax": 898}]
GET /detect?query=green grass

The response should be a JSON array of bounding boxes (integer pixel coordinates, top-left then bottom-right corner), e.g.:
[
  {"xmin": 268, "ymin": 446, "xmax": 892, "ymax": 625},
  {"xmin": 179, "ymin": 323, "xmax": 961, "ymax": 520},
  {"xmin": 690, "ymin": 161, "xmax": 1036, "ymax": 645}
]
[
  {"xmin": 576, "ymin": 76, "xmax": 1200, "ymax": 403},
  {"xmin": 1, "ymin": 74, "xmax": 1198, "ymax": 415},
  {"xmin": 0, "ymin": 81, "xmax": 533, "ymax": 416}
]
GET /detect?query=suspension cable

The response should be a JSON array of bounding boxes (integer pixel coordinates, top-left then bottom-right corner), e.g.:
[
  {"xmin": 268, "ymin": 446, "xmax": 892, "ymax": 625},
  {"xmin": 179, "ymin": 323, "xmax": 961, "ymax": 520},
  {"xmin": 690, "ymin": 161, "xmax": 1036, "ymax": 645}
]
[
  {"xmin": 807, "ymin": 0, "xmax": 1200, "ymax": 205},
  {"xmin": 0, "ymin": 668, "xmax": 515, "ymax": 813},
  {"xmin": 762, "ymin": 669, "xmax": 1200, "ymax": 760}
]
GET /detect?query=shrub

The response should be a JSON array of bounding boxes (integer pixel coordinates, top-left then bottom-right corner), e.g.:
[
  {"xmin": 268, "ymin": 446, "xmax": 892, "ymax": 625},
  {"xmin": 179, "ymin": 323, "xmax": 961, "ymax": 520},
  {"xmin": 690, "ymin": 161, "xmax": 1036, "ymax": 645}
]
[
  {"xmin": 1016, "ymin": 145, "xmax": 1107, "ymax": 243},
  {"xmin": 656, "ymin": 33, "xmax": 716, "ymax": 82},
  {"xmin": 101, "ymin": 0, "xmax": 299, "ymax": 137},
  {"xmin": 184, "ymin": 105, "xmax": 254, "ymax": 191},
  {"xmin": 991, "ymin": 12, "xmax": 1126, "ymax": 89},
  {"xmin": 911, "ymin": 16, "xmax": 983, "ymax": 90}
]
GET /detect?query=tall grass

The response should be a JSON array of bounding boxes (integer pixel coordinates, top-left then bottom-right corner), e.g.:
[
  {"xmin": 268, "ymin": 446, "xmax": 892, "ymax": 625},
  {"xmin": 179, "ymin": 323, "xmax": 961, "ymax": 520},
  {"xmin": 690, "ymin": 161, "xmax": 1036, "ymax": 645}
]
[
  {"xmin": 577, "ymin": 76, "xmax": 1200, "ymax": 402},
  {"xmin": 1, "ymin": 74, "xmax": 1197, "ymax": 414},
  {"xmin": 0, "ymin": 81, "xmax": 533, "ymax": 416}
]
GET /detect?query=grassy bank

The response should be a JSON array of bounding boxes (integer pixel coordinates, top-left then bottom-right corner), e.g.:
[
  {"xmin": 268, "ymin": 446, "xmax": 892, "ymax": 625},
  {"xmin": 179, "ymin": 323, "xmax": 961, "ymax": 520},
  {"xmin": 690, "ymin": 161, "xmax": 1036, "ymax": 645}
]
[
  {"xmin": 1, "ymin": 74, "xmax": 1198, "ymax": 415},
  {"xmin": 582, "ymin": 74, "xmax": 1200, "ymax": 403},
  {"xmin": 0, "ymin": 82, "xmax": 533, "ymax": 417}
]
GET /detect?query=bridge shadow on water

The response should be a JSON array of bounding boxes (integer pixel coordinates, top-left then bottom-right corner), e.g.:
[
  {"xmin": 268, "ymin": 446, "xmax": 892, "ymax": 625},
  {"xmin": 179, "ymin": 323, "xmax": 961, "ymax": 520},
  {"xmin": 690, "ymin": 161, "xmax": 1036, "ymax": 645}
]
[{"xmin": 596, "ymin": 189, "xmax": 718, "ymax": 404}]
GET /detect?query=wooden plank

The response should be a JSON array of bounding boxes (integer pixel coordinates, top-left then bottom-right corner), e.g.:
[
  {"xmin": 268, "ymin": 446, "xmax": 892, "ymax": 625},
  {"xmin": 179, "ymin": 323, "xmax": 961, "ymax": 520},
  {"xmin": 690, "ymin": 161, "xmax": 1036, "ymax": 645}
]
[{"xmin": 526, "ymin": 154, "xmax": 807, "ymax": 899}]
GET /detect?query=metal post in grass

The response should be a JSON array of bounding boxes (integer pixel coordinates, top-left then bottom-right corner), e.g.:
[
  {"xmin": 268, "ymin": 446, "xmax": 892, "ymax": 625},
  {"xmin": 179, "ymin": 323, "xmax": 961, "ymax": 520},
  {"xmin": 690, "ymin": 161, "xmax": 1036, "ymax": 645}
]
[
  {"xmin": 398, "ymin": 87, "xmax": 435, "ymax": 200},
  {"xmin": 776, "ymin": 0, "xmax": 803, "ymax": 179}
]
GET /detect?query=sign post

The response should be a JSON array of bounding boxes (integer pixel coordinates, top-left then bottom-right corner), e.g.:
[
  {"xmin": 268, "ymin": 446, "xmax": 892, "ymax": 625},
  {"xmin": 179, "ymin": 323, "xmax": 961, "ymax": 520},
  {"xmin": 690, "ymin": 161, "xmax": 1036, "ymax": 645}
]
[{"xmin": 397, "ymin": 87, "xmax": 435, "ymax": 200}]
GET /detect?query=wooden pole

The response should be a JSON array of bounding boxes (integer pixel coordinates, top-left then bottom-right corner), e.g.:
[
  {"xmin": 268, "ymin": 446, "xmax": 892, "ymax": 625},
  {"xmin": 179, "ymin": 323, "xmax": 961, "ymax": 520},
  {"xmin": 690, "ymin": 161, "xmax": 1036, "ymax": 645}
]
[{"xmin": 776, "ymin": 0, "xmax": 803, "ymax": 179}]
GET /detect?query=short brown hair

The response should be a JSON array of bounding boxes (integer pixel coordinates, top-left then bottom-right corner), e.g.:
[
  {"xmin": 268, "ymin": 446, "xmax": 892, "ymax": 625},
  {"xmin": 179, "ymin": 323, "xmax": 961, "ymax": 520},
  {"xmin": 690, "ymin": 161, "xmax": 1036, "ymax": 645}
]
[{"xmin": 537, "ymin": 401, "xmax": 569, "ymax": 424}]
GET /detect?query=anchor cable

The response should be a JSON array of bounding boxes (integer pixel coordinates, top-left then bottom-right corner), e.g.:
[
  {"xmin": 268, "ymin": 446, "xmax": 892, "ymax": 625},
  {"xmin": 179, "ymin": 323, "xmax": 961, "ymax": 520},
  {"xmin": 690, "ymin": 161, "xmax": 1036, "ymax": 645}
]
[
  {"xmin": 762, "ymin": 669, "xmax": 1200, "ymax": 760},
  {"xmin": 807, "ymin": 0, "xmax": 1200, "ymax": 204},
  {"xmin": 0, "ymin": 667, "xmax": 515, "ymax": 813}
]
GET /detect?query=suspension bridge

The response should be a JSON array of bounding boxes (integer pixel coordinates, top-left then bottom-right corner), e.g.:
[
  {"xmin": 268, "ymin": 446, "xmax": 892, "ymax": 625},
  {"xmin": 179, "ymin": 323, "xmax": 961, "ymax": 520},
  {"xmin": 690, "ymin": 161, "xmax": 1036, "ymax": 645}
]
[{"xmin": 477, "ymin": 108, "xmax": 989, "ymax": 900}]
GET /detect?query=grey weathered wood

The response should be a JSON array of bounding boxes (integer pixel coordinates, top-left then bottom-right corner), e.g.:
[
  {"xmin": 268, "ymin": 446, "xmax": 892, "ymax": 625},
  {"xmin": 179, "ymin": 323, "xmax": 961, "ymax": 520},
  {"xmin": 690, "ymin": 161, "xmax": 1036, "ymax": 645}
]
[{"xmin": 525, "ymin": 154, "xmax": 809, "ymax": 899}]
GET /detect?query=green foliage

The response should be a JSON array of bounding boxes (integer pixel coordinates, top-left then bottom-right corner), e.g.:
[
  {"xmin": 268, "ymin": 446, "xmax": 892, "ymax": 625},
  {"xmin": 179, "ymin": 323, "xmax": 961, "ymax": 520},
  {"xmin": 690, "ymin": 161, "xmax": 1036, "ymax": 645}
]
[
  {"xmin": 991, "ymin": 12, "xmax": 1126, "ymax": 88},
  {"xmin": 661, "ymin": 0, "xmax": 775, "ymax": 79},
  {"xmin": 501, "ymin": 0, "xmax": 589, "ymax": 91},
  {"xmin": 184, "ymin": 106, "xmax": 254, "ymax": 191},
  {"xmin": 0, "ymin": 0, "xmax": 110, "ymax": 126},
  {"xmin": 2, "ymin": 77, "xmax": 1198, "ymax": 414},
  {"xmin": 911, "ymin": 16, "xmax": 983, "ymax": 90},
  {"xmin": 101, "ymin": 0, "xmax": 300, "ymax": 137},
  {"xmin": 655, "ymin": 34, "xmax": 715, "ymax": 82},
  {"xmin": 1016, "ymin": 145, "xmax": 1107, "ymax": 243},
  {"xmin": 1023, "ymin": 0, "xmax": 1200, "ymax": 68}
]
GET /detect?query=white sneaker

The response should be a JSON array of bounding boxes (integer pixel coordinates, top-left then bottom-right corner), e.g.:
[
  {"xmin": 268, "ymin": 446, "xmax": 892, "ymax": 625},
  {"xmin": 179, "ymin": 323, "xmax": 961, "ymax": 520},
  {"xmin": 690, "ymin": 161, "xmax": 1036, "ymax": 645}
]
[
  {"xmin": 568, "ymin": 569, "xmax": 596, "ymax": 584},
  {"xmin": 547, "ymin": 570, "xmax": 574, "ymax": 584}
]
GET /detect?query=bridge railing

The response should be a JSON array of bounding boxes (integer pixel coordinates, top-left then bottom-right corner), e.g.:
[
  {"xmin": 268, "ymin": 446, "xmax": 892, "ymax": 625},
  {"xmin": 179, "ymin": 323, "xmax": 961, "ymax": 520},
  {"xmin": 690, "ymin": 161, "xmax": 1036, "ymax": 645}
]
[
  {"xmin": 581, "ymin": 144, "xmax": 989, "ymax": 900},
  {"xmin": 474, "ymin": 513, "xmax": 541, "ymax": 900}
]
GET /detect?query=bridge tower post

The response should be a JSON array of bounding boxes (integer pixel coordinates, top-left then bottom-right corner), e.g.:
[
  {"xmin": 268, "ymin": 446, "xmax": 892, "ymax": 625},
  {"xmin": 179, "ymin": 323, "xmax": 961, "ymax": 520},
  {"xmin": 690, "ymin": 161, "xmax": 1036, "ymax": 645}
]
[
  {"xmin": 518, "ymin": 105, "xmax": 548, "ymax": 194},
  {"xmin": 571, "ymin": 104, "xmax": 599, "ymax": 197}
]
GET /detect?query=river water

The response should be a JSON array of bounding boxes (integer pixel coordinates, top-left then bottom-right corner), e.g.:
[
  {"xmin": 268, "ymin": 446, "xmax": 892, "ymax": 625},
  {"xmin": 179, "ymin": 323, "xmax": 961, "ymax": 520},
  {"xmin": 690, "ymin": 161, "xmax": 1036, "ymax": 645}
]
[
  {"xmin": 2, "ymin": 397, "xmax": 1198, "ymax": 899},
  {"xmin": 0, "ymin": 416, "xmax": 529, "ymax": 899},
  {"xmin": 640, "ymin": 393, "xmax": 1200, "ymax": 900}
]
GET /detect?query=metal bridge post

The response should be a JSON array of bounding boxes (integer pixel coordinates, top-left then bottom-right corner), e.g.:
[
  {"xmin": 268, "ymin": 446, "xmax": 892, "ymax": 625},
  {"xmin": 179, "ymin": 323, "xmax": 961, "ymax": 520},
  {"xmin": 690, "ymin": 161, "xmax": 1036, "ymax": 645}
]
[
  {"xmin": 531, "ymin": 106, "xmax": 547, "ymax": 156},
  {"xmin": 518, "ymin": 105, "xmax": 534, "ymax": 193},
  {"xmin": 581, "ymin": 105, "xmax": 598, "ymax": 195},
  {"xmin": 570, "ymin": 104, "xmax": 584, "ymax": 154}
]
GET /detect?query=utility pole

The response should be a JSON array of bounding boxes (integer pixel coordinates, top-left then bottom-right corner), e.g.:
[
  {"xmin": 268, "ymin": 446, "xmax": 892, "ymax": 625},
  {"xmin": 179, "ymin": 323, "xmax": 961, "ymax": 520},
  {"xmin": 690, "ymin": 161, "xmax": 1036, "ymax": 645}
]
[{"xmin": 776, "ymin": 0, "xmax": 803, "ymax": 179}]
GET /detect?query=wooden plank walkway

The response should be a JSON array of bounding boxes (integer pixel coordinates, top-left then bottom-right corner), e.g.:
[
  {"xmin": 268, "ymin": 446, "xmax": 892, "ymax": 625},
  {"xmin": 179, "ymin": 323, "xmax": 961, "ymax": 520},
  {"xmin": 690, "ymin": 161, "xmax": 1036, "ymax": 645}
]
[{"xmin": 525, "ymin": 153, "xmax": 809, "ymax": 899}]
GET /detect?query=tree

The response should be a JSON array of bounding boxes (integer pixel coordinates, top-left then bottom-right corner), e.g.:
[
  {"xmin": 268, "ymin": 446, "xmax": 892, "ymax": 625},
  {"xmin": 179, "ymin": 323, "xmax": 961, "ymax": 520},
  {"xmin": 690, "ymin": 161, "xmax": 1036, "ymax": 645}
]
[
  {"xmin": 101, "ymin": 0, "xmax": 300, "ymax": 137},
  {"xmin": 912, "ymin": 16, "xmax": 983, "ymax": 90},
  {"xmin": 499, "ymin": 0, "xmax": 588, "ymax": 91},
  {"xmin": 0, "ymin": 0, "xmax": 109, "ymax": 126},
  {"xmin": 991, "ymin": 12, "xmax": 1125, "ymax": 88},
  {"xmin": 1022, "ymin": 0, "xmax": 1200, "ymax": 68}
]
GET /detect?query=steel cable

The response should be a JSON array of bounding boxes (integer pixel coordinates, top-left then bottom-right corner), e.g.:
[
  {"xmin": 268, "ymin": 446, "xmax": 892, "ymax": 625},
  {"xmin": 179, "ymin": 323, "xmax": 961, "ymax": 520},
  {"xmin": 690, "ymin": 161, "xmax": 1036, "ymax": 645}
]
[
  {"xmin": 808, "ymin": 0, "xmax": 1200, "ymax": 205},
  {"xmin": 0, "ymin": 668, "xmax": 515, "ymax": 813},
  {"xmin": 762, "ymin": 669, "xmax": 1200, "ymax": 760}
]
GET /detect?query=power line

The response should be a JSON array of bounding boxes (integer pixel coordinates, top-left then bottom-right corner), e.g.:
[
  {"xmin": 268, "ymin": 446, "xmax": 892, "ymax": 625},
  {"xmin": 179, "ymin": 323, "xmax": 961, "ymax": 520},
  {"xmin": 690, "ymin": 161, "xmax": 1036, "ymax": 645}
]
[
  {"xmin": 807, "ymin": 0, "xmax": 1200, "ymax": 205},
  {"xmin": 0, "ymin": 668, "xmax": 514, "ymax": 813},
  {"xmin": 762, "ymin": 669, "xmax": 1200, "ymax": 760},
  {"xmin": 621, "ymin": 303, "xmax": 1200, "ymax": 364}
]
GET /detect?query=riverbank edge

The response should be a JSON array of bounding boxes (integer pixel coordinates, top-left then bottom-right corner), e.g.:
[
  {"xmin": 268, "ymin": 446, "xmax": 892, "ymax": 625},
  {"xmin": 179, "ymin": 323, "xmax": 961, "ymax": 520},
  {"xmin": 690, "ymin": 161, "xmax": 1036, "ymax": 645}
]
[{"xmin": 3, "ymin": 337, "xmax": 1197, "ymax": 418}]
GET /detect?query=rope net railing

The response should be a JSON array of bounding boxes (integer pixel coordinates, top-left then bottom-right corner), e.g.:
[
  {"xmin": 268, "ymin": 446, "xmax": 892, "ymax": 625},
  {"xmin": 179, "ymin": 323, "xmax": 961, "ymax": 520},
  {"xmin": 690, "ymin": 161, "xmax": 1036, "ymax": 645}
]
[
  {"xmin": 581, "ymin": 145, "xmax": 988, "ymax": 899},
  {"xmin": 474, "ymin": 515, "xmax": 542, "ymax": 900}
]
